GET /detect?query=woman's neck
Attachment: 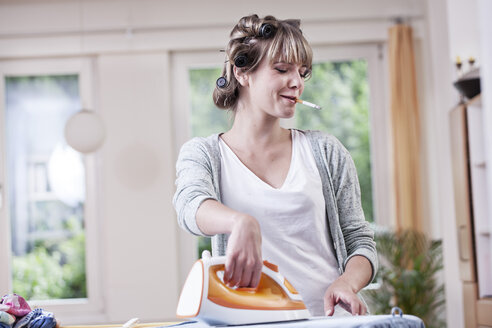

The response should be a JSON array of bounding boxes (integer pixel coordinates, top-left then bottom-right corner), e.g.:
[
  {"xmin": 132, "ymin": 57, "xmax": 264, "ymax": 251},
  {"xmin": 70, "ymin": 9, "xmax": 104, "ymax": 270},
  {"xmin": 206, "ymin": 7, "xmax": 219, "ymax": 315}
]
[{"xmin": 223, "ymin": 104, "xmax": 290, "ymax": 150}]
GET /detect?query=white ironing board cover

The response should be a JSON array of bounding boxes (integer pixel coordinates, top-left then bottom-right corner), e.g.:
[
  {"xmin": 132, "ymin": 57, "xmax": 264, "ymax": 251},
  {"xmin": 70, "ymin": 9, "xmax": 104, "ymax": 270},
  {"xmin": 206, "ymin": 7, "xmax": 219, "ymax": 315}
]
[{"xmin": 165, "ymin": 314, "xmax": 425, "ymax": 328}]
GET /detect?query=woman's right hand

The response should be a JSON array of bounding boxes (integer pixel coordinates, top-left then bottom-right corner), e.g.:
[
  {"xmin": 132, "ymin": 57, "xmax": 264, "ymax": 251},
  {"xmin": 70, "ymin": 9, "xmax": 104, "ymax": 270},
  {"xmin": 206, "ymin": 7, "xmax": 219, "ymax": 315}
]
[
  {"xmin": 195, "ymin": 200, "xmax": 263, "ymax": 288},
  {"xmin": 224, "ymin": 214, "xmax": 263, "ymax": 288}
]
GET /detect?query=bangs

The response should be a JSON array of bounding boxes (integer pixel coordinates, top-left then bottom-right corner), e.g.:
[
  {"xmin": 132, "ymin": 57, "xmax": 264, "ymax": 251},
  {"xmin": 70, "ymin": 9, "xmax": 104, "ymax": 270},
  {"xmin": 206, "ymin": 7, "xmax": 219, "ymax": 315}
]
[{"xmin": 267, "ymin": 26, "xmax": 312, "ymax": 68}]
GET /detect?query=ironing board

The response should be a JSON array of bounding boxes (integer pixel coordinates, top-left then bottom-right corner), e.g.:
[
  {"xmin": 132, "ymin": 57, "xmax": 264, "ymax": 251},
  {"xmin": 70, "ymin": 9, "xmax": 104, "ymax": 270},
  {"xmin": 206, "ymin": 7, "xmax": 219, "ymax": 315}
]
[
  {"xmin": 164, "ymin": 309, "xmax": 425, "ymax": 328},
  {"xmin": 163, "ymin": 316, "xmax": 424, "ymax": 327},
  {"xmin": 63, "ymin": 309, "xmax": 425, "ymax": 328}
]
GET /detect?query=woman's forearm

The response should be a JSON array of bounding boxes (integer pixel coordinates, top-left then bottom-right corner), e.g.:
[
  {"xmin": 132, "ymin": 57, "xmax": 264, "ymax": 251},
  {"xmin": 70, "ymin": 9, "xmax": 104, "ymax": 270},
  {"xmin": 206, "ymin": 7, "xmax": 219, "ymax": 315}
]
[
  {"xmin": 196, "ymin": 199, "xmax": 253, "ymax": 235},
  {"xmin": 196, "ymin": 199, "xmax": 263, "ymax": 287},
  {"xmin": 340, "ymin": 255, "xmax": 373, "ymax": 292}
]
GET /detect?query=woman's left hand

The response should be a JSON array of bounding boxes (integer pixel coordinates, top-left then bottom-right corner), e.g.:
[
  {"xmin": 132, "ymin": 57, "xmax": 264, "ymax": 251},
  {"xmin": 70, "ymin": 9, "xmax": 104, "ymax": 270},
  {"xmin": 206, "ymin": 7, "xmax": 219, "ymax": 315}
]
[
  {"xmin": 323, "ymin": 255, "xmax": 372, "ymax": 316},
  {"xmin": 323, "ymin": 276, "xmax": 366, "ymax": 316}
]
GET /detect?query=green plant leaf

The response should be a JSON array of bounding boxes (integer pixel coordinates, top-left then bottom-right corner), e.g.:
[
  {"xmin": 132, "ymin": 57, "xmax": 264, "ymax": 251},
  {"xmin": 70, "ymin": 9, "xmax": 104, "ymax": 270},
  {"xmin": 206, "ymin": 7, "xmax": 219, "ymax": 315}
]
[{"xmin": 366, "ymin": 228, "xmax": 445, "ymax": 328}]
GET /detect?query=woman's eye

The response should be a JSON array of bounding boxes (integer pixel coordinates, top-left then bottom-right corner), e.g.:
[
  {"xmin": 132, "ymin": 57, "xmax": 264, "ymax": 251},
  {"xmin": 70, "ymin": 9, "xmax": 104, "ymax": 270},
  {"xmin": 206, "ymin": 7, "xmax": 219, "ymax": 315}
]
[
  {"xmin": 300, "ymin": 70, "xmax": 311, "ymax": 79},
  {"xmin": 275, "ymin": 68, "xmax": 287, "ymax": 73}
]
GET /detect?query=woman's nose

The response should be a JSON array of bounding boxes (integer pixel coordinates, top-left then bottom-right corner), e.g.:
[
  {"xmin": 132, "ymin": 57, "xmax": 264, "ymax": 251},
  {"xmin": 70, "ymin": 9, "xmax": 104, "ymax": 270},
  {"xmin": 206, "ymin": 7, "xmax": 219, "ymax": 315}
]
[{"xmin": 288, "ymin": 72, "xmax": 303, "ymax": 89}]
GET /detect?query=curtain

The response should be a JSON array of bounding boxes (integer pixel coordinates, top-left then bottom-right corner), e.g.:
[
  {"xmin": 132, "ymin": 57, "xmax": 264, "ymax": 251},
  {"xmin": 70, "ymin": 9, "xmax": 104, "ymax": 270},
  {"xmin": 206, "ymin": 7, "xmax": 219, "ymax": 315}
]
[{"xmin": 388, "ymin": 24, "xmax": 423, "ymax": 233}]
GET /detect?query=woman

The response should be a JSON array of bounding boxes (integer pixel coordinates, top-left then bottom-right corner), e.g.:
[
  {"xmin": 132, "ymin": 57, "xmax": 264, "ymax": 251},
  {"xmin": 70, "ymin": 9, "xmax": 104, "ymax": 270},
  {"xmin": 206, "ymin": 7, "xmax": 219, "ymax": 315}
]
[{"xmin": 173, "ymin": 14, "xmax": 377, "ymax": 317}]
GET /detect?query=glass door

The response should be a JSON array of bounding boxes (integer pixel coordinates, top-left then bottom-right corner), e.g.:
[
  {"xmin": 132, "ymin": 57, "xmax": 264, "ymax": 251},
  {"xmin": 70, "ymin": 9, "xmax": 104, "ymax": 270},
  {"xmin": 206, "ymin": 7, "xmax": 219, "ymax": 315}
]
[
  {"xmin": 4, "ymin": 74, "xmax": 86, "ymax": 300},
  {"xmin": 0, "ymin": 58, "xmax": 102, "ymax": 317},
  {"xmin": 171, "ymin": 43, "xmax": 388, "ymax": 269}
]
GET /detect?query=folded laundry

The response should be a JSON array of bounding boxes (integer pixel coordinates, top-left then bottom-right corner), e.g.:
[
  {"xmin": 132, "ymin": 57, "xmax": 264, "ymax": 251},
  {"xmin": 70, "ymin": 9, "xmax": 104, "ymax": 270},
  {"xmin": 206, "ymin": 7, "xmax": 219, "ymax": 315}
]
[
  {"xmin": 0, "ymin": 322, "xmax": 12, "ymax": 328},
  {"xmin": 0, "ymin": 311, "xmax": 16, "ymax": 325},
  {"xmin": 14, "ymin": 309, "xmax": 56, "ymax": 328},
  {"xmin": 29, "ymin": 314, "xmax": 57, "ymax": 328},
  {"xmin": 14, "ymin": 309, "xmax": 42, "ymax": 328},
  {"xmin": 1, "ymin": 295, "xmax": 31, "ymax": 317}
]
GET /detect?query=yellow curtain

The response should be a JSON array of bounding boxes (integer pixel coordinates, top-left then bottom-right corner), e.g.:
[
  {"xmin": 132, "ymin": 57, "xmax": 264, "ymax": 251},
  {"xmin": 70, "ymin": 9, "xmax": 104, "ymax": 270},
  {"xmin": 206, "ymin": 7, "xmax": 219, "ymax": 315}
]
[{"xmin": 388, "ymin": 24, "xmax": 423, "ymax": 233}]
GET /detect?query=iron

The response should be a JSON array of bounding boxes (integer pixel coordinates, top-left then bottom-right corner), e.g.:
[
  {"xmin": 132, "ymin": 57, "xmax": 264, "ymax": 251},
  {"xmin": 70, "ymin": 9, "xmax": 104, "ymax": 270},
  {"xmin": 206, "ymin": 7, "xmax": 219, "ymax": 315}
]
[{"xmin": 176, "ymin": 251, "xmax": 310, "ymax": 326}]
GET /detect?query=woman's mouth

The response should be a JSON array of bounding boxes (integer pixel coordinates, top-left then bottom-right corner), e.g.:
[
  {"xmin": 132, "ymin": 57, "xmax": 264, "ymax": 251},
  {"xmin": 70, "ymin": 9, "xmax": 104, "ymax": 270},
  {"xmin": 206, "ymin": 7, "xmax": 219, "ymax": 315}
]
[{"xmin": 280, "ymin": 95, "xmax": 297, "ymax": 103}]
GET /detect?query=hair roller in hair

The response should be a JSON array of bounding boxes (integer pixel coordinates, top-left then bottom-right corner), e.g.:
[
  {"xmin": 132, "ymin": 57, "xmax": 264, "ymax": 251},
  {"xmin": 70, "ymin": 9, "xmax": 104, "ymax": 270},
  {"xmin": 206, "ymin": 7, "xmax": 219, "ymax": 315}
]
[
  {"xmin": 259, "ymin": 23, "xmax": 275, "ymax": 38},
  {"xmin": 234, "ymin": 54, "xmax": 249, "ymax": 68},
  {"xmin": 216, "ymin": 77, "xmax": 228, "ymax": 88}
]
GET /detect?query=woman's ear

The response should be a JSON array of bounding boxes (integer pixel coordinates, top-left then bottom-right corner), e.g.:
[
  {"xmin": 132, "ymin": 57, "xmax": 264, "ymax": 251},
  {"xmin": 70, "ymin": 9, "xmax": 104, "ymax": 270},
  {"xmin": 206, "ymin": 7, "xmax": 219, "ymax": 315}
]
[{"xmin": 233, "ymin": 66, "xmax": 249, "ymax": 87}]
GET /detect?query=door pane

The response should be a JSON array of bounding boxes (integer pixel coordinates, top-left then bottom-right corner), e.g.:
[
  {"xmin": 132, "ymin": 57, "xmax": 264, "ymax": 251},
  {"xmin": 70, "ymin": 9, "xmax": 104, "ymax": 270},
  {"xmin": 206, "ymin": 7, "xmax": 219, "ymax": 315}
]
[
  {"xmin": 189, "ymin": 67, "xmax": 232, "ymax": 137},
  {"xmin": 5, "ymin": 75, "xmax": 87, "ymax": 300},
  {"xmin": 297, "ymin": 60, "xmax": 374, "ymax": 221},
  {"xmin": 188, "ymin": 67, "xmax": 231, "ymax": 257}
]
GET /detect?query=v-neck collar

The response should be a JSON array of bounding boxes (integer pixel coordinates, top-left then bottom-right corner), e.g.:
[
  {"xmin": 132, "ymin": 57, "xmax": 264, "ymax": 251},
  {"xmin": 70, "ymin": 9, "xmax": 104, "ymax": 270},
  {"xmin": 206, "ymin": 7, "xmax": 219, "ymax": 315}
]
[{"xmin": 218, "ymin": 129, "xmax": 296, "ymax": 190}]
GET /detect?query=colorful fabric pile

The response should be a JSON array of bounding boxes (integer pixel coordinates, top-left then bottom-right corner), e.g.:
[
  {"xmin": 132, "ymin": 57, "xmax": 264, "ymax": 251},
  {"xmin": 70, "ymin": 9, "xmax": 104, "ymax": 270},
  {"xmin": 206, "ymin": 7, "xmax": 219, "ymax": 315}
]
[{"xmin": 0, "ymin": 295, "xmax": 57, "ymax": 328}]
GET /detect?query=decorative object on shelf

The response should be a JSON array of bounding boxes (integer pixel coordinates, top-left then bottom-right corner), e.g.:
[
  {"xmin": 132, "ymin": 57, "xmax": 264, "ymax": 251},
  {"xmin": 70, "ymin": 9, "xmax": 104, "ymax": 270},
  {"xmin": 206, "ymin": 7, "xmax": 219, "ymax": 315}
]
[
  {"xmin": 453, "ymin": 67, "xmax": 481, "ymax": 100},
  {"xmin": 64, "ymin": 108, "xmax": 106, "ymax": 153},
  {"xmin": 455, "ymin": 56, "xmax": 463, "ymax": 77},
  {"xmin": 468, "ymin": 56, "xmax": 476, "ymax": 68}
]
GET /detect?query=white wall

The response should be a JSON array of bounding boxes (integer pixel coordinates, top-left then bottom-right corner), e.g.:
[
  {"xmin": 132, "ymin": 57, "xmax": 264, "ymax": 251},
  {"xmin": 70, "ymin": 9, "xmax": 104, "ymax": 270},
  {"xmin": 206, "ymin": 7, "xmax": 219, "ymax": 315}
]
[
  {"xmin": 0, "ymin": 0, "xmax": 465, "ymax": 325},
  {"xmin": 0, "ymin": 0, "xmax": 427, "ymax": 57},
  {"xmin": 446, "ymin": 0, "xmax": 481, "ymax": 67},
  {"xmin": 424, "ymin": 0, "xmax": 464, "ymax": 326},
  {"xmin": 98, "ymin": 52, "xmax": 178, "ymax": 322}
]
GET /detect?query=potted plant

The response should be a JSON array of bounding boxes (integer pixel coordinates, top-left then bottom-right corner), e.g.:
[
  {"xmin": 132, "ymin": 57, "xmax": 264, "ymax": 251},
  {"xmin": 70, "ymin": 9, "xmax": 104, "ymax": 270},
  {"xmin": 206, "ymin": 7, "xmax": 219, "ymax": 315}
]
[{"xmin": 365, "ymin": 228, "xmax": 445, "ymax": 328}]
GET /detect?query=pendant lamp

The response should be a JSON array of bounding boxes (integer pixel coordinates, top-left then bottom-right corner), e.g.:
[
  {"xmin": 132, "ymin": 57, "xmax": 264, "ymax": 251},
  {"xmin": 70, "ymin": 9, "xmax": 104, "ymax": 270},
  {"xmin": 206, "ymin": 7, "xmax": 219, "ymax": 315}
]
[{"xmin": 64, "ymin": 108, "xmax": 106, "ymax": 153}]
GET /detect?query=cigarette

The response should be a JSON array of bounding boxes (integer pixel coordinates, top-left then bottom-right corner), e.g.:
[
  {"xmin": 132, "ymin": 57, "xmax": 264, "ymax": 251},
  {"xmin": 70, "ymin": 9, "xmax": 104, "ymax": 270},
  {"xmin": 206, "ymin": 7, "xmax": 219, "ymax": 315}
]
[{"xmin": 296, "ymin": 98, "xmax": 322, "ymax": 110}]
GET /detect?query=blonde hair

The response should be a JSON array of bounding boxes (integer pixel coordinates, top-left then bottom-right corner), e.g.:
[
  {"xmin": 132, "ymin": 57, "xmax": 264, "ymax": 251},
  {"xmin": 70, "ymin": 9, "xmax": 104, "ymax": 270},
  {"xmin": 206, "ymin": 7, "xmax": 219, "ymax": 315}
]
[{"xmin": 213, "ymin": 14, "xmax": 313, "ymax": 110}]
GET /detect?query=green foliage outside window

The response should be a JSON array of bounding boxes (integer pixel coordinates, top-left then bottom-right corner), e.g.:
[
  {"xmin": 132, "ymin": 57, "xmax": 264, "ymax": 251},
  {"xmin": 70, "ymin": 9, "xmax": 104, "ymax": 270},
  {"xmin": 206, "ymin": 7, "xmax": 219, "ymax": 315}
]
[
  {"xmin": 12, "ymin": 217, "xmax": 87, "ymax": 300},
  {"xmin": 189, "ymin": 68, "xmax": 233, "ymax": 137},
  {"xmin": 299, "ymin": 60, "xmax": 373, "ymax": 221}
]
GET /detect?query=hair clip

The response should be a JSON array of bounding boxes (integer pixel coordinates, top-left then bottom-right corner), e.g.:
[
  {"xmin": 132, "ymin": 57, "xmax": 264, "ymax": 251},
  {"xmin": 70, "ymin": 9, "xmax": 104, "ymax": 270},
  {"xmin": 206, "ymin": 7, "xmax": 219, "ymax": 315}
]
[
  {"xmin": 234, "ymin": 54, "xmax": 248, "ymax": 68},
  {"xmin": 216, "ymin": 77, "xmax": 228, "ymax": 88},
  {"xmin": 259, "ymin": 23, "xmax": 275, "ymax": 38}
]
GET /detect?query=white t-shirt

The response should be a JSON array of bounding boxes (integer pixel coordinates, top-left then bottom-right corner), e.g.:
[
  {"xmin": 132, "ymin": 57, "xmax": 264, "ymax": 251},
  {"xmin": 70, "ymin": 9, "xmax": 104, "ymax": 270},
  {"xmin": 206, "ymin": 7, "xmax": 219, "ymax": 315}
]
[{"xmin": 218, "ymin": 129, "xmax": 341, "ymax": 316}]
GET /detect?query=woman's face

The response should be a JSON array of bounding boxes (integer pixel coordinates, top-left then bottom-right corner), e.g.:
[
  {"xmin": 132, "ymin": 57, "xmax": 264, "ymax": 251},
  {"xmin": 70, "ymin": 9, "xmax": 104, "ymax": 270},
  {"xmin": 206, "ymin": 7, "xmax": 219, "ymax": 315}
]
[{"xmin": 243, "ymin": 56, "xmax": 309, "ymax": 119}]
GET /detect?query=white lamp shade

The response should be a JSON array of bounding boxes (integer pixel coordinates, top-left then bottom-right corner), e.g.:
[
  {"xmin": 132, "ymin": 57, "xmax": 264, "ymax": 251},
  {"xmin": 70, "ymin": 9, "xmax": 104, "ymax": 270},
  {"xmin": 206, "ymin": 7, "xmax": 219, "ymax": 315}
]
[{"xmin": 64, "ymin": 109, "xmax": 106, "ymax": 153}]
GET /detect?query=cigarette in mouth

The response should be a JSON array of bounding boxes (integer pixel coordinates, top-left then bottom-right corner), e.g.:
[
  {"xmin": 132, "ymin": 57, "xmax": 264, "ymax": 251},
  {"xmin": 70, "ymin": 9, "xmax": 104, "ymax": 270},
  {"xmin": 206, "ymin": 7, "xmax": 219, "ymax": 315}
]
[{"xmin": 296, "ymin": 98, "xmax": 322, "ymax": 110}]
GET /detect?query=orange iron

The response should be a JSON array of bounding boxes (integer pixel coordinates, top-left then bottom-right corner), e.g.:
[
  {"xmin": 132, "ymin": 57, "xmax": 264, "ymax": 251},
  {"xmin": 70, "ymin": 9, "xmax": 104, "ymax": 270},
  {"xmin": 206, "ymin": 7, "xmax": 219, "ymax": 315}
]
[{"xmin": 176, "ymin": 251, "xmax": 310, "ymax": 326}]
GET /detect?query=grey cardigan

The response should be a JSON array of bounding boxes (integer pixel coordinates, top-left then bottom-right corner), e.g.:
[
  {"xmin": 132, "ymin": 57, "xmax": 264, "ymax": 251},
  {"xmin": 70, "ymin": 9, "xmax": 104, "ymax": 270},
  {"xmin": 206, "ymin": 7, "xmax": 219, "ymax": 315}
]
[{"xmin": 173, "ymin": 129, "xmax": 378, "ymax": 283}]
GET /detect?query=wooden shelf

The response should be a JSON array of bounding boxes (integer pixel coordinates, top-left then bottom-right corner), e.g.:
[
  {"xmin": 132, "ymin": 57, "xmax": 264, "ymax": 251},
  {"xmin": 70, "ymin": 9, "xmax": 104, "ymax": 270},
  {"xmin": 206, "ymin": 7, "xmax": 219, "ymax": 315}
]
[{"xmin": 450, "ymin": 93, "xmax": 492, "ymax": 327}]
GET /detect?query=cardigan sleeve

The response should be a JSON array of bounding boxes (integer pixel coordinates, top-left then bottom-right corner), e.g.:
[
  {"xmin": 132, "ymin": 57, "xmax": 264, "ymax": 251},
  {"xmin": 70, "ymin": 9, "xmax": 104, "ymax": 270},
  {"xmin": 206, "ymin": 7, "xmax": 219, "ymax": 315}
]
[
  {"xmin": 329, "ymin": 137, "xmax": 378, "ymax": 283},
  {"xmin": 173, "ymin": 137, "xmax": 219, "ymax": 237}
]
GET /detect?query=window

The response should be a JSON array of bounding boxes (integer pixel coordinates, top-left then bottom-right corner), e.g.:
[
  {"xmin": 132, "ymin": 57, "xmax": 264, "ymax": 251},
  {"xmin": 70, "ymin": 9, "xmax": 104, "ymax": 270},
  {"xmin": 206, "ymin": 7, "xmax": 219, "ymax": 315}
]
[
  {"xmin": 188, "ymin": 68, "xmax": 232, "ymax": 138},
  {"xmin": 297, "ymin": 59, "xmax": 374, "ymax": 221},
  {"xmin": 187, "ymin": 67, "xmax": 232, "ymax": 256},
  {"xmin": 0, "ymin": 58, "xmax": 102, "ymax": 318},
  {"xmin": 5, "ymin": 75, "xmax": 87, "ymax": 300},
  {"xmin": 172, "ymin": 44, "xmax": 389, "ymax": 259}
]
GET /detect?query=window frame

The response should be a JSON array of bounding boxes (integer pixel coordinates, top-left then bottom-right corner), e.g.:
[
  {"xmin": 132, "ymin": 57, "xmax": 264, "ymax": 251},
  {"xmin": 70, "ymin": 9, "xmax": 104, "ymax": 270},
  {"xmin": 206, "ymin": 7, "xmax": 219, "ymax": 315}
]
[
  {"xmin": 171, "ymin": 43, "xmax": 392, "ymax": 287},
  {"xmin": 0, "ymin": 57, "xmax": 104, "ymax": 319},
  {"xmin": 172, "ymin": 43, "xmax": 392, "ymax": 228},
  {"xmin": 306, "ymin": 44, "xmax": 393, "ymax": 227},
  {"xmin": 170, "ymin": 51, "xmax": 225, "ymax": 287}
]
